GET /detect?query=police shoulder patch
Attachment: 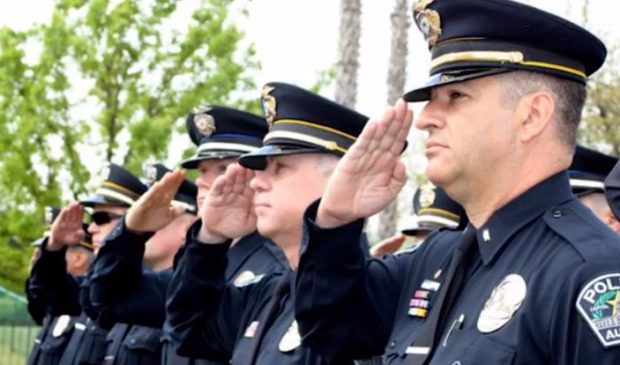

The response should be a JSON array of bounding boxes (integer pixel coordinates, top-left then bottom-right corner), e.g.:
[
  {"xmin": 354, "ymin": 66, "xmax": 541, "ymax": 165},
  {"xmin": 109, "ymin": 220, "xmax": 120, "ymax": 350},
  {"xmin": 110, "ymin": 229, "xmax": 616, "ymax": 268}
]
[{"xmin": 576, "ymin": 272, "xmax": 620, "ymax": 348}]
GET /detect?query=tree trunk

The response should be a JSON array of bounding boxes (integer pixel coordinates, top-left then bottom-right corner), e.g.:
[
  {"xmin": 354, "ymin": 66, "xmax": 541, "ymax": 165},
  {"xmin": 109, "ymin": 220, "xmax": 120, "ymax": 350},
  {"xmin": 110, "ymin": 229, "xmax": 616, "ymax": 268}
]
[{"xmin": 334, "ymin": 0, "xmax": 361, "ymax": 108}]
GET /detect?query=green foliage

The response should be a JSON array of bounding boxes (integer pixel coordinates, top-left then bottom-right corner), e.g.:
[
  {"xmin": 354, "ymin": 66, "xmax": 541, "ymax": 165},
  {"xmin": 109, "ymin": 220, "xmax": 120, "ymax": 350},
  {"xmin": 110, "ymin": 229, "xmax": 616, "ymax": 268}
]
[{"xmin": 0, "ymin": 0, "xmax": 257, "ymax": 291}]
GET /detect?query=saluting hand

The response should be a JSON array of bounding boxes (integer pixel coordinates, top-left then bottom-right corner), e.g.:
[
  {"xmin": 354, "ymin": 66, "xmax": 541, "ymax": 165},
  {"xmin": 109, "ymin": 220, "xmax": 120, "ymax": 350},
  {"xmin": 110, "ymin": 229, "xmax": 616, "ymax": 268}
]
[
  {"xmin": 316, "ymin": 99, "xmax": 413, "ymax": 228},
  {"xmin": 48, "ymin": 202, "xmax": 85, "ymax": 251},
  {"xmin": 125, "ymin": 170, "xmax": 187, "ymax": 232},
  {"xmin": 198, "ymin": 163, "xmax": 256, "ymax": 243}
]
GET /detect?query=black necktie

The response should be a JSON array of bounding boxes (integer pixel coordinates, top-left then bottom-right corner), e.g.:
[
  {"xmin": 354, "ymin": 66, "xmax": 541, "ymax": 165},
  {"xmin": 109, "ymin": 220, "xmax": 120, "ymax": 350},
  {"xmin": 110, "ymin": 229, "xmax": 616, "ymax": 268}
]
[{"xmin": 405, "ymin": 225, "xmax": 478, "ymax": 365}]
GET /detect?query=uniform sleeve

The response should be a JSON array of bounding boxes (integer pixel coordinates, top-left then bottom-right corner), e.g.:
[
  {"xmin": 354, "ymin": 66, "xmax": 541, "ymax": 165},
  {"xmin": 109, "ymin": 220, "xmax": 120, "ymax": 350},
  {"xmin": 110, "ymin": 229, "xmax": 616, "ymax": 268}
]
[
  {"xmin": 27, "ymin": 238, "xmax": 82, "ymax": 317},
  {"xmin": 165, "ymin": 220, "xmax": 259, "ymax": 361},
  {"xmin": 549, "ymin": 258, "xmax": 620, "ymax": 364},
  {"xmin": 88, "ymin": 217, "xmax": 153, "ymax": 317},
  {"xmin": 295, "ymin": 200, "xmax": 408, "ymax": 361}
]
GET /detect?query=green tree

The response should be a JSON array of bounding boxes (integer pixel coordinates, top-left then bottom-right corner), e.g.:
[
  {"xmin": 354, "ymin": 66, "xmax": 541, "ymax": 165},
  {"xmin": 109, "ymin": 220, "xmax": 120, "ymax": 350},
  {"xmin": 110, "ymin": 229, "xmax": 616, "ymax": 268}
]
[{"xmin": 0, "ymin": 0, "xmax": 258, "ymax": 292}]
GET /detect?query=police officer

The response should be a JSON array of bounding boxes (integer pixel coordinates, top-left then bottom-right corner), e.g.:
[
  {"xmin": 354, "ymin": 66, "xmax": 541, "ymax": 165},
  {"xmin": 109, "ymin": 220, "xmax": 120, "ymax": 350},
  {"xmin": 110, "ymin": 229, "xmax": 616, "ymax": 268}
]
[
  {"xmin": 117, "ymin": 106, "xmax": 288, "ymax": 365},
  {"xmin": 27, "ymin": 208, "xmax": 94, "ymax": 365},
  {"xmin": 87, "ymin": 163, "xmax": 196, "ymax": 365},
  {"xmin": 50, "ymin": 163, "xmax": 148, "ymax": 365},
  {"xmin": 569, "ymin": 145, "xmax": 619, "ymax": 233},
  {"xmin": 371, "ymin": 184, "xmax": 465, "ymax": 257},
  {"xmin": 293, "ymin": 0, "xmax": 620, "ymax": 364},
  {"xmin": 165, "ymin": 82, "xmax": 369, "ymax": 364},
  {"xmin": 606, "ymin": 161, "xmax": 620, "ymax": 221}
]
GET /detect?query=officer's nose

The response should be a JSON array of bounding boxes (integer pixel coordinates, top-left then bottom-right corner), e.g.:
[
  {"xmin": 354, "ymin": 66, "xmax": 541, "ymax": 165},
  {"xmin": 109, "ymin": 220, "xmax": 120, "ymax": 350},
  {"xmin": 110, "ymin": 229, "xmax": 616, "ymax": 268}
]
[
  {"xmin": 415, "ymin": 100, "xmax": 445, "ymax": 132},
  {"xmin": 249, "ymin": 171, "xmax": 269, "ymax": 193}
]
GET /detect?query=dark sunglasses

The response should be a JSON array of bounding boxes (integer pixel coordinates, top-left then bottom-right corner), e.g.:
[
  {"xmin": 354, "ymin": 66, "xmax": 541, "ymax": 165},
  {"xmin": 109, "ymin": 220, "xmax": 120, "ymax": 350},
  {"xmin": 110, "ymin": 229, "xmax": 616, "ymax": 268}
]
[{"xmin": 90, "ymin": 211, "xmax": 123, "ymax": 225}]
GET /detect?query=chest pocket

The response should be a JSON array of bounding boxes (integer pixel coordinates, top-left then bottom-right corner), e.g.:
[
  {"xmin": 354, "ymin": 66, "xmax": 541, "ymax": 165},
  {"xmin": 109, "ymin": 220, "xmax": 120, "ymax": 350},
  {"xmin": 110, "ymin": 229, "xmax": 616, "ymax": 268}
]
[
  {"xmin": 429, "ymin": 328, "xmax": 516, "ymax": 365},
  {"xmin": 39, "ymin": 316, "xmax": 76, "ymax": 355},
  {"xmin": 121, "ymin": 326, "xmax": 162, "ymax": 353},
  {"xmin": 76, "ymin": 324, "xmax": 109, "ymax": 365}
]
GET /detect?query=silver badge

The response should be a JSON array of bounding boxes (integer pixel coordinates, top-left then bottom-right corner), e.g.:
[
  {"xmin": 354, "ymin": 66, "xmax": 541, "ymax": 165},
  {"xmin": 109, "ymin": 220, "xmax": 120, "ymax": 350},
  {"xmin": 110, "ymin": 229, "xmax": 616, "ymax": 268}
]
[
  {"xmin": 192, "ymin": 107, "xmax": 216, "ymax": 137},
  {"xmin": 418, "ymin": 183, "xmax": 436, "ymax": 209},
  {"xmin": 278, "ymin": 320, "xmax": 301, "ymax": 352},
  {"xmin": 52, "ymin": 315, "xmax": 71, "ymax": 337},
  {"xmin": 234, "ymin": 270, "xmax": 256, "ymax": 287},
  {"xmin": 477, "ymin": 274, "xmax": 527, "ymax": 333},
  {"xmin": 576, "ymin": 272, "xmax": 620, "ymax": 348},
  {"xmin": 144, "ymin": 164, "xmax": 158, "ymax": 185},
  {"xmin": 100, "ymin": 164, "xmax": 111, "ymax": 182},
  {"xmin": 44, "ymin": 206, "xmax": 55, "ymax": 226}
]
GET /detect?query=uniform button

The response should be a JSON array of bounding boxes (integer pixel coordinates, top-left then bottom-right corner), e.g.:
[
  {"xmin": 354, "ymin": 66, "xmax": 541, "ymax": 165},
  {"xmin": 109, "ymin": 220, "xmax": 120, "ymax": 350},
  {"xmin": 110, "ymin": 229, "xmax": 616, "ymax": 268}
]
[
  {"xmin": 552, "ymin": 209, "xmax": 563, "ymax": 218},
  {"xmin": 389, "ymin": 340, "xmax": 397, "ymax": 348},
  {"xmin": 130, "ymin": 339, "xmax": 136, "ymax": 344},
  {"xmin": 452, "ymin": 361, "xmax": 461, "ymax": 365}
]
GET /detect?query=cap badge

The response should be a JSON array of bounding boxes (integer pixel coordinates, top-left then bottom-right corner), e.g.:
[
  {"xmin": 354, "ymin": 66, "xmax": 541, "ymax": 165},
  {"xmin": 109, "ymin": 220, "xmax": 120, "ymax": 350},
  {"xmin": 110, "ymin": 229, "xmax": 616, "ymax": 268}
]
[
  {"xmin": 44, "ymin": 206, "xmax": 54, "ymax": 226},
  {"xmin": 144, "ymin": 164, "xmax": 158, "ymax": 185},
  {"xmin": 100, "ymin": 164, "xmax": 111, "ymax": 182},
  {"xmin": 419, "ymin": 183, "xmax": 436, "ymax": 208},
  {"xmin": 413, "ymin": 0, "xmax": 442, "ymax": 48},
  {"xmin": 192, "ymin": 107, "xmax": 216, "ymax": 137},
  {"xmin": 261, "ymin": 85, "xmax": 277, "ymax": 127}
]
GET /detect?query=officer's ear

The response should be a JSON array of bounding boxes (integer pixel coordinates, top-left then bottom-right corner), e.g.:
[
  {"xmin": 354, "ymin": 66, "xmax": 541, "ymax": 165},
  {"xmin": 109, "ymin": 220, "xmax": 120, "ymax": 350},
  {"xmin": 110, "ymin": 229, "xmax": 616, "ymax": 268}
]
[{"xmin": 515, "ymin": 90, "xmax": 555, "ymax": 144}]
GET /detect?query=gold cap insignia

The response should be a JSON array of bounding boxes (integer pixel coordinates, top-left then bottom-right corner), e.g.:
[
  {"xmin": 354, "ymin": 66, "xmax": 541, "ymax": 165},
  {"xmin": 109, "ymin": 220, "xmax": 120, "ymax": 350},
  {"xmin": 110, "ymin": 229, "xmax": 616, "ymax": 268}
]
[
  {"xmin": 413, "ymin": 0, "xmax": 442, "ymax": 48},
  {"xmin": 100, "ymin": 164, "xmax": 111, "ymax": 183},
  {"xmin": 192, "ymin": 107, "xmax": 216, "ymax": 137},
  {"xmin": 261, "ymin": 85, "xmax": 277, "ymax": 127}
]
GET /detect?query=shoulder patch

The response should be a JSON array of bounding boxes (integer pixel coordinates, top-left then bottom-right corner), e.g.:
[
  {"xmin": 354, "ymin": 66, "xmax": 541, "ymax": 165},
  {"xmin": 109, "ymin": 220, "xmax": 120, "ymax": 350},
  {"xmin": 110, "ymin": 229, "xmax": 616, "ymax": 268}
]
[{"xmin": 576, "ymin": 272, "xmax": 620, "ymax": 348}]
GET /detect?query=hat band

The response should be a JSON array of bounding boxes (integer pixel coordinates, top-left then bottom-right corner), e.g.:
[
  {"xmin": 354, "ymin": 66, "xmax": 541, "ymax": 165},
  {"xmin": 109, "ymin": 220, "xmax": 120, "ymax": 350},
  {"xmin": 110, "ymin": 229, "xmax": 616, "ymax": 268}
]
[
  {"xmin": 418, "ymin": 207, "xmax": 461, "ymax": 221},
  {"xmin": 263, "ymin": 131, "xmax": 348, "ymax": 154},
  {"xmin": 569, "ymin": 178, "xmax": 605, "ymax": 190},
  {"xmin": 101, "ymin": 181, "xmax": 141, "ymax": 199},
  {"xmin": 94, "ymin": 187, "xmax": 136, "ymax": 206},
  {"xmin": 417, "ymin": 214, "xmax": 459, "ymax": 228},
  {"xmin": 273, "ymin": 119, "xmax": 358, "ymax": 142},
  {"xmin": 430, "ymin": 50, "xmax": 586, "ymax": 79},
  {"xmin": 197, "ymin": 142, "xmax": 258, "ymax": 154}
]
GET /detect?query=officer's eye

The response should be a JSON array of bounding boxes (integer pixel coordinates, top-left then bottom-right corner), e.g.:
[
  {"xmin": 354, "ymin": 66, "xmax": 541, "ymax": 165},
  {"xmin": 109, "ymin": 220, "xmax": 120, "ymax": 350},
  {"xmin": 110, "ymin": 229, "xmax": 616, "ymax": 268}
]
[
  {"xmin": 448, "ymin": 90, "xmax": 467, "ymax": 101},
  {"xmin": 217, "ymin": 165, "xmax": 227, "ymax": 175}
]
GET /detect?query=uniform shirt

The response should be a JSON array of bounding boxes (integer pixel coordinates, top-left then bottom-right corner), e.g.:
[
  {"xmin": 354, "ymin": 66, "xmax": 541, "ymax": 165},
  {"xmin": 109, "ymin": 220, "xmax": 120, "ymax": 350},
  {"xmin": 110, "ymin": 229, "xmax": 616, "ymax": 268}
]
[
  {"xmin": 89, "ymin": 218, "xmax": 288, "ymax": 365},
  {"xmin": 166, "ymin": 221, "xmax": 356, "ymax": 365},
  {"xmin": 295, "ymin": 172, "xmax": 620, "ymax": 364}
]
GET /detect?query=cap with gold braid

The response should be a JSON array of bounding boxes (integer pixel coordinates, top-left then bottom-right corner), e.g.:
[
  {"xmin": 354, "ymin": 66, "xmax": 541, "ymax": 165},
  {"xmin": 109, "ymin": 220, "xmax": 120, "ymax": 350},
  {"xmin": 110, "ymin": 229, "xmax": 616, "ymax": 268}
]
[
  {"xmin": 605, "ymin": 161, "xmax": 620, "ymax": 221},
  {"xmin": 569, "ymin": 146, "xmax": 618, "ymax": 197},
  {"xmin": 181, "ymin": 106, "xmax": 267, "ymax": 169},
  {"xmin": 401, "ymin": 184, "xmax": 466, "ymax": 236},
  {"xmin": 404, "ymin": 0, "xmax": 607, "ymax": 102},
  {"xmin": 239, "ymin": 82, "xmax": 370, "ymax": 170},
  {"xmin": 80, "ymin": 163, "xmax": 147, "ymax": 207}
]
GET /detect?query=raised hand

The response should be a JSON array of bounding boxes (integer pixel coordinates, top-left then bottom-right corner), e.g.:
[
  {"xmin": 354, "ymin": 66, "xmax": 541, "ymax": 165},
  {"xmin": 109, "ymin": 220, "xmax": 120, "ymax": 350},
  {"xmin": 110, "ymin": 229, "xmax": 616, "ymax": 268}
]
[
  {"xmin": 125, "ymin": 170, "xmax": 187, "ymax": 232},
  {"xmin": 370, "ymin": 233, "xmax": 407, "ymax": 258},
  {"xmin": 317, "ymin": 99, "xmax": 413, "ymax": 228},
  {"xmin": 198, "ymin": 163, "xmax": 256, "ymax": 243},
  {"xmin": 48, "ymin": 202, "xmax": 85, "ymax": 251}
]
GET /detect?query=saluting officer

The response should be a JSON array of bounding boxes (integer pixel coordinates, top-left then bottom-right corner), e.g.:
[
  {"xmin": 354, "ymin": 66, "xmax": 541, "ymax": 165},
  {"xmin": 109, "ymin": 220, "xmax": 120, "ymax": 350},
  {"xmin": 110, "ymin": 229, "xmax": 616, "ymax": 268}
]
[
  {"xmin": 293, "ymin": 0, "xmax": 620, "ymax": 364},
  {"xmin": 165, "ymin": 82, "xmax": 370, "ymax": 364},
  {"xmin": 568, "ymin": 146, "xmax": 619, "ymax": 234},
  {"xmin": 55, "ymin": 164, "xmax": 147, "ymax": 365},
  {"xmin": 117, "ymin": 106, "xmax": 288, "ymax": 365}
]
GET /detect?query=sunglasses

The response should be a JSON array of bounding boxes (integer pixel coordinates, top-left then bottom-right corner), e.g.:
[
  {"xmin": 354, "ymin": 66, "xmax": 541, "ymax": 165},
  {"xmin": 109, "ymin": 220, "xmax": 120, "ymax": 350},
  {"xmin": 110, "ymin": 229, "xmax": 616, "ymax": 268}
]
[{"xmin": 90, "ymin": 211, "xmax": 123, "ymax": 225}]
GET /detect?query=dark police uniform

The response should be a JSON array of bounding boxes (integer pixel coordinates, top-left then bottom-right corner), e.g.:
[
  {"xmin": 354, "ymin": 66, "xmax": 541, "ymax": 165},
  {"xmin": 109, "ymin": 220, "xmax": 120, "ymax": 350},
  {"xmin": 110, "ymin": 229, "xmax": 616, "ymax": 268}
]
[
  {"xmin": 606, "ymin": 161, "xmax": 620, "ymax": 221},
  {"xmin": 294, "ymin": 0, "xmax": 620, "ymax": 364},
  {"xmin": 167, "ymin": 82, "xmax": 372, "ymax": 365},
  {"xmin": 26, "ymin": 207, "xmax": 96, "ymax": 365}
]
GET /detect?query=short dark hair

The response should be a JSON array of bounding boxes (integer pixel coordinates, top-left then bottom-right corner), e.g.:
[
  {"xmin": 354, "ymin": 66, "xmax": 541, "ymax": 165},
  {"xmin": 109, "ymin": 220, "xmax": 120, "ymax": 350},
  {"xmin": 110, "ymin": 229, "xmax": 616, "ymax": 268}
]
[{"xmin": 497, "ymin": 71, "xmax": 587, "ymax": 149}]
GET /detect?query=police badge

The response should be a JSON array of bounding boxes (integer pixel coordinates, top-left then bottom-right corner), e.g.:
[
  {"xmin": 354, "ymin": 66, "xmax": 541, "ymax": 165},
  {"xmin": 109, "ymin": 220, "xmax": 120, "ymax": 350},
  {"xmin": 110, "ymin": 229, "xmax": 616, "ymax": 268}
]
[
  {"xmin": 261, "ymin": 85, "xmax": 277, "ymax": 127},
  {"xmin": 413, "ymin": 0, "xmax": 442, "ymax": 48},
  {"xmin": 477, "ymin": 274, "xmax": 527, "ymax": 333},
  {"xmin": 192, "ymin": 107, "xmax": 216, "ymax": 137},
  {"xmin": 576, "ymin": 272, "xmax": 620, "ymax": 348},
  {"xmin": 279, "ymin": 320, "xmax": 301, "ymax": 352}
]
